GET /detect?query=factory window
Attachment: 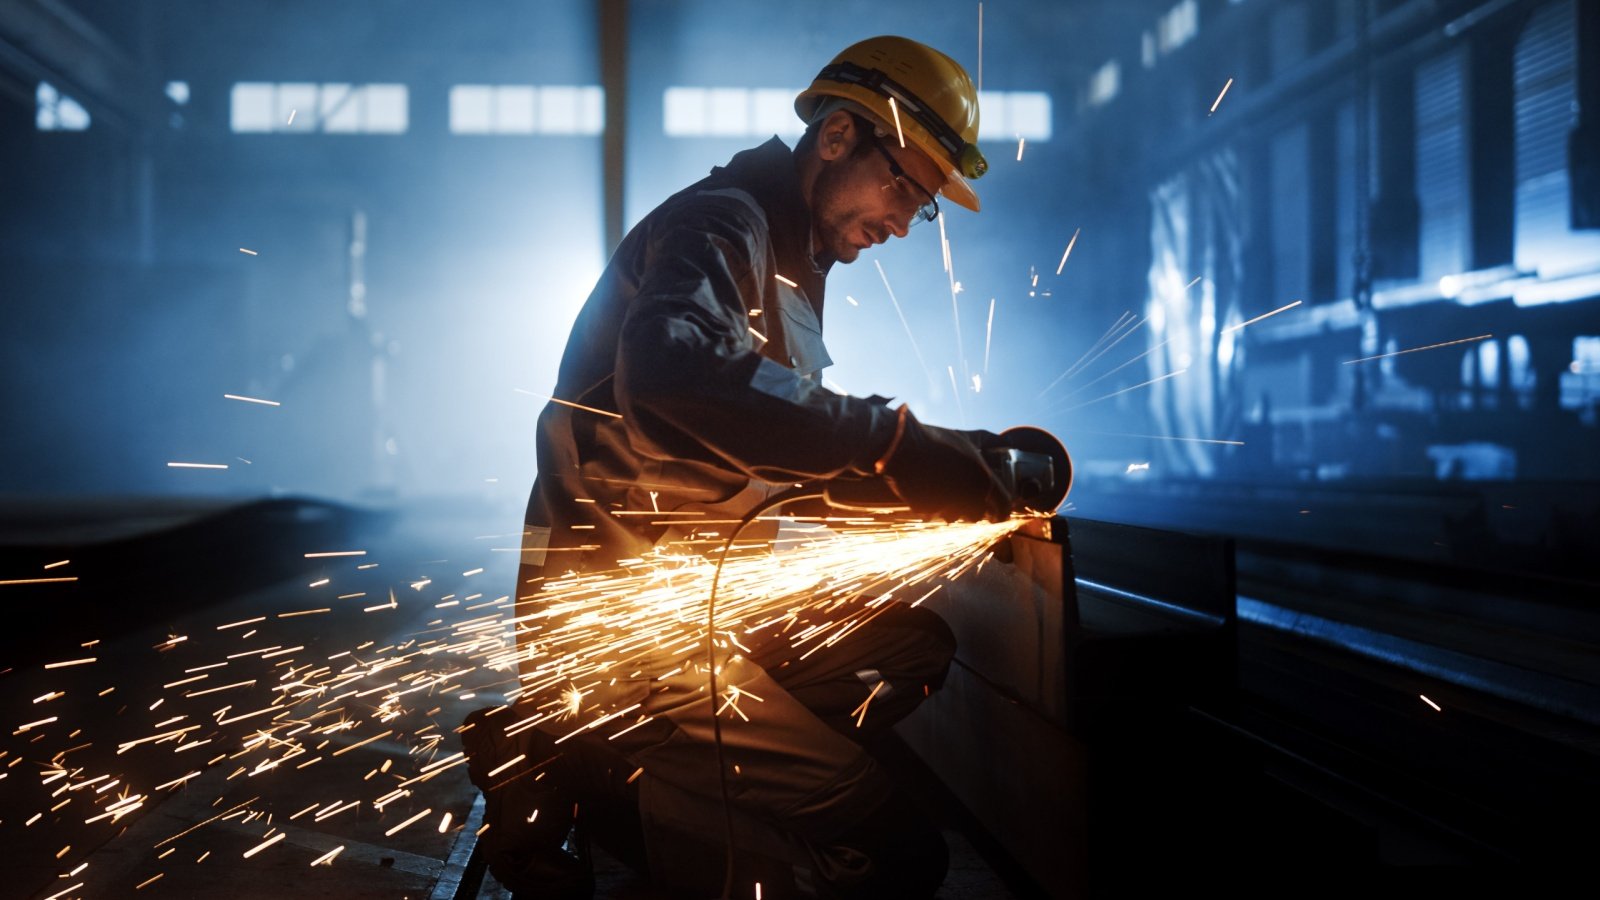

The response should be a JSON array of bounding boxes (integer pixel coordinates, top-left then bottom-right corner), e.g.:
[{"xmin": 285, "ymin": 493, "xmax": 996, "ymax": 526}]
[
  {"xmin": 1506, "ymin": 334, "xmax": 1535, "ymax": 406},
  {"xmin": 1087, "ymin": 61, "xmax": 1121, "ymax": 108},
  {"xmin": 35, "ymin": 82, "xmax": 90, "ymax": 131},
  {"xmin": 1560, "ymin": 336, "xmax": 1600, "ymax": 412},
  {"xmin": 976, "ymin": 91, "xmax": 1052, "ymax": 141},
  {"xmin": 1156, "ymin": 0, "xmax": 1200, "ymax": 55},
  {"xmin": 1137, "ymin": 2, "xmax": 1200, "ymax": 71},
  {"xmin": 1415, "ymin": 49, "xmax": 1469, "ymax": 283},
  {"xmin": 662, "ymin": 87, "xmax": 1051, "ymax": 143},
  {"xmin": 663, "ymin": 87, "xmax": 807, "ymax": 138},
  {"xmin": 230, "ymin": 83, "xmax": 409, "ymax": 133},
  {"xmin": 449, "ymin": 85, "xmax": 604, "ymax": 135}
]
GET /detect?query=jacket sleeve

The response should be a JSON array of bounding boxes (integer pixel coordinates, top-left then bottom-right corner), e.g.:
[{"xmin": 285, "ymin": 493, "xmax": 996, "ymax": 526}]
[{"xmin": 614, "ymin": 196, "xmax": 897, "ymax": 483}]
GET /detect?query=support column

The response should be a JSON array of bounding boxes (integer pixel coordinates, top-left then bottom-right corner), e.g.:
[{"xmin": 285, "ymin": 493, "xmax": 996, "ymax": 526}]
[
  {"xmin": 1468, "ymin": 26, "xmax": 1517, "ymax": 268},
  {"xmin": 599, "ymin": 0, "xmax": 629, "ymax": 257},
  {"xmin": 1369, "ymin": 65, "xmax": 1419, "ymax": 281}
]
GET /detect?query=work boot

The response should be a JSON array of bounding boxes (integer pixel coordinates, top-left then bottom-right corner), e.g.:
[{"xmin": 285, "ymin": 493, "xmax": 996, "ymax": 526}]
[{"xmin": 460, "ymin": 706, "xmax": 594, "ymax": 899}]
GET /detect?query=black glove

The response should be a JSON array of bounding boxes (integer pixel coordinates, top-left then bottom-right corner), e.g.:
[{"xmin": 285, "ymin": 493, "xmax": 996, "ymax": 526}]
[{"xmin": 880, "ymin": 408, "xmax": 1015, "ymax": 522}]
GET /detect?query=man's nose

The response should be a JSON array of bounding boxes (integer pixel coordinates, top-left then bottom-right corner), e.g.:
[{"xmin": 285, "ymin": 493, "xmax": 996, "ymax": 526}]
[{"xmin": 886, "ymin": 214, "xmax": 911, "ymax": 240}]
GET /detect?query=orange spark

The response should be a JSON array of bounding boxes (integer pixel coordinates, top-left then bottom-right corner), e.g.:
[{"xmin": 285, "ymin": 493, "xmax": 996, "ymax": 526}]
[
  {"xmin": 515, "ymin": 389, "xmax": 623, "ymax": 419},
  {"xmin": 224, "ymin": 393, "xmax": 281, "ymax": 406},
  {"xmin": 1063, "ymin": 368, "xmax": 1188, "ymax": 412},
  {"xmin": 1343, "ymin": 334, "xmax": 1492, "ymax": 365},
  {"xmin": 1222, "ymin": 300, "xmax": 1302, "ymax": 333},
  {"xmin": 242, "ymin": 831, "xmax": 286, "ymax": 858},
  {"xmin": 383, "ymin": 807, "xmax": 432, "ymax": 837},
  {"xmin": 1208, "ymin": 77, "xmax": 1234, "ymax": 115},
  {"xmin": 851, "ymin": 681, "xmax": 885, "ymax": 728},
  {"xmin": 2, "ymin": 577, "xmax": 78, "ymax": 586},
  {"xmin": 309, "ymin": 846, "xmax": 344, "ymax": 866},
  {"xmin": 1055, "ymin": 228, "xmax": 1080, "ymax": 276}
]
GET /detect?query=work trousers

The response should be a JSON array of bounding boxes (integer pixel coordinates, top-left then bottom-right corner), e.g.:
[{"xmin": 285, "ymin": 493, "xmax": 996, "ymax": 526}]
[{"xmin": 469, "ymin": 603, "xmax": 956, "ymax": 899}]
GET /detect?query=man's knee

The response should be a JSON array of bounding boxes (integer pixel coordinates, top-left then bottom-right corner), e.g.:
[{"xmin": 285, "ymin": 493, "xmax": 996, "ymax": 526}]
[
  {"xmin": 875, "ymin": 605, "xmax": 957, "ymax": 688},
  {"xmin": 890, "ymin": 604, "xmax": 956, "ymax": 652}
]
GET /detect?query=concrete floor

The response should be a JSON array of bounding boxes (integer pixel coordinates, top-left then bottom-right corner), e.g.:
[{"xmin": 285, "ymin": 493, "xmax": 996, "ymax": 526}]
[
  {"xmin": 8, "ymin": 506, "xmax": 497, "ymax": 899},
  {"xmin": 471, "ymin": 826, "xmax": 1018, "ymax": 899}
]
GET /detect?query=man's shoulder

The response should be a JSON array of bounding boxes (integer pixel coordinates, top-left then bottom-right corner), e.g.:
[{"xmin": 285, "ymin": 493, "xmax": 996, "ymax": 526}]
[
  {"xmin": 632, "ymin": 185, "xmax": 775, "ymax": 274},
  {"xmin": 650, "ymin": 138, "xmax": 795, "ymax": 237},
  {"xmin": 651, "ymin": 184, "xmax": 771, "ymax": 236}
]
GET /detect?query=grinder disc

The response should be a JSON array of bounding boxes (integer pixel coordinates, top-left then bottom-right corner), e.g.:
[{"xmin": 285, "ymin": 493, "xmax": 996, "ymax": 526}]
[{"xmin": 996, "ymin": 425, "xmax": 1074, "ymax": 513}]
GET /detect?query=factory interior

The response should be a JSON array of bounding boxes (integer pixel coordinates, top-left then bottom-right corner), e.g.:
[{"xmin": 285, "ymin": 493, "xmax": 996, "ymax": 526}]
[{"xmin": 3, "ymin": 0, "xmax": 1598, "ymax": 896}]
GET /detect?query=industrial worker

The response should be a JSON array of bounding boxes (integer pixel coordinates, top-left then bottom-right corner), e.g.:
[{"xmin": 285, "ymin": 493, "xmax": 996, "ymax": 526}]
[{"xmin": 463, "ymin": 36, "xmax": 1011, "ymax": 899}]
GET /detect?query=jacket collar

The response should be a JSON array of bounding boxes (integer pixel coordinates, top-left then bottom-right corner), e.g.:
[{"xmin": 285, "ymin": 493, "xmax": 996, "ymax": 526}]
[{"xmin": 704, "ymin": 137, "xmax": 829, "ymax": 320}]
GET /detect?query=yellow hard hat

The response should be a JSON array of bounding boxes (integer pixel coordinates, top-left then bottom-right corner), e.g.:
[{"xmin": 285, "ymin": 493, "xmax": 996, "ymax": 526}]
[{"xmin": 795, "ymin": 35, "xmax": 988, "ymax": 212}]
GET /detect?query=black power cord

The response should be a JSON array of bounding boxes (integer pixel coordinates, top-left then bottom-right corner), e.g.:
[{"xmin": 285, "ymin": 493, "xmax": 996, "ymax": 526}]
[{"xmin": 704, "ymin": 487, "xmax": 822, "ymax": 900}]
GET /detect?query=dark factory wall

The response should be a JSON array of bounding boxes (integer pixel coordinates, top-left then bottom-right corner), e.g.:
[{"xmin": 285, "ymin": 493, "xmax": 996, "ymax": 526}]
[
  {"xmin": 2, "ymin": 0, "xmax": 1597, "ymax": 581},
  {"xmin": 1041, "ymin": 0, "xmax": 1600, "ymax": 580}
]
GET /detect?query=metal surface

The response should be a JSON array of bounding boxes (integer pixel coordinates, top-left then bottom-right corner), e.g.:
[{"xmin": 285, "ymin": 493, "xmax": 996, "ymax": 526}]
[
  {"xmin": 1238, "ymin": 594, "xmax": 1600, "ymax": 725},
  {"xmin": 432, "ymin": 794, "xmax": 487, "ymax": 900}
]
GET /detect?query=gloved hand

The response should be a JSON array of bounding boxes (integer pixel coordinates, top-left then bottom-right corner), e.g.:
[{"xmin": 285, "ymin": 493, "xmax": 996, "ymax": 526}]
[{"xmin": 879, "ymin": 408, "xmax": 1015, "ymax": 522}]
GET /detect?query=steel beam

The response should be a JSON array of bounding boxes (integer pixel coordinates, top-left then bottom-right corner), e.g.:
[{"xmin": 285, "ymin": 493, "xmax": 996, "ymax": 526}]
[{"xmin": 0, "ymin": 0, "xmax": 161, "ymax": 131}]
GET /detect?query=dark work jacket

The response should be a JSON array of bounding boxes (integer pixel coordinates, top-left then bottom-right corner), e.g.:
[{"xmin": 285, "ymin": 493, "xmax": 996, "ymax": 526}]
[{"xmin": 521, "ymin": 137, "xmax": 898, "ymax": 578}]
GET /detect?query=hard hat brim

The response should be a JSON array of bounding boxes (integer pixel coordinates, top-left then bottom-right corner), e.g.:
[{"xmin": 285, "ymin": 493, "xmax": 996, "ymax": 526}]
[
  {"xmin": 797, "ymin": 85, "xmax": 982, "ymax": 213},
  {"xmin": 938, "ymin": 167, "xmax": 980, "ymax": 213}
]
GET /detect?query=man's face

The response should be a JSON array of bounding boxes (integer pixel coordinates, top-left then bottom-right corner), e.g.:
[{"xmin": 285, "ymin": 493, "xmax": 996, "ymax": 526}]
[{"xmin": 809, "ymin": 115, "xmax": 946, "ymax": 265}]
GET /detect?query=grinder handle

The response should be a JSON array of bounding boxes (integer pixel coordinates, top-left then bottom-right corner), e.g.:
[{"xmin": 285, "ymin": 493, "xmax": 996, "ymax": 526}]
[{"xmin": 820, "ymin": 478, "xmax": 911, "ymax": 513}]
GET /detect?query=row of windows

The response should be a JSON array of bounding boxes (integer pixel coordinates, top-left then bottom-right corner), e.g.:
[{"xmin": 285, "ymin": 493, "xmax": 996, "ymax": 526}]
[
  {"xmin": 235, "ymin": 83, "xmax": 607, "ymax": 135},
  {"xmin": 36, "ymin": 80, "xmax": 1052, "ymax": 142},
  {"xmin": 449, "ymin": 85, "xmax": 604, "ymax": 135},
  {"xmin": 663, "ymin": 86, "xmax": 1052, "ymax": 140},
  {"xmin": 976, "ymin": 91, "xmax": 1054, "ymax": 141},
  {"xmin": 664, "ymin": 87, "xmax": 806, "ymax": 138},
  {"xmin": 231, "ymin": 83, "xmax": 410, "ymax": 133}
]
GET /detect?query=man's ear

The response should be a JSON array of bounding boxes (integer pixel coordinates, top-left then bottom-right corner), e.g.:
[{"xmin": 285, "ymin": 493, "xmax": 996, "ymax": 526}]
[{"xmin": 816, "ymin": 109, "xmax": 859, "ymax": 162}]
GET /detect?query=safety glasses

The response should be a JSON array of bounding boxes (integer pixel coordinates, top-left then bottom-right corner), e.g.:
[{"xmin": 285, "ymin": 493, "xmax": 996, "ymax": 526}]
[{"xmin": 865, "ymin": 134, "xmax": 940, "ymax": 227}]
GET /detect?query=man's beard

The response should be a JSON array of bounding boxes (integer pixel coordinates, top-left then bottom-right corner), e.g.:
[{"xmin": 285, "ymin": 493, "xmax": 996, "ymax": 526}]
[{"xmin": 809, "ymin": 162, "xmax": 866, "ymax": 266}]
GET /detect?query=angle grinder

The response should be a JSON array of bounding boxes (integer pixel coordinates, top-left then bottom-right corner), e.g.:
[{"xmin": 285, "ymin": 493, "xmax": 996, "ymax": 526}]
[{"xmin": 823, "ymin": 425, "xmax": 1073, "ymax": 516}]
